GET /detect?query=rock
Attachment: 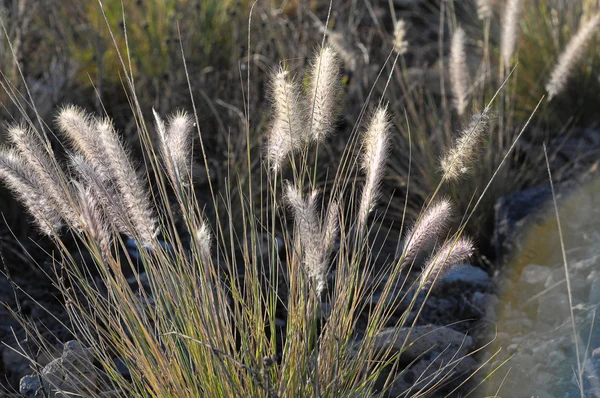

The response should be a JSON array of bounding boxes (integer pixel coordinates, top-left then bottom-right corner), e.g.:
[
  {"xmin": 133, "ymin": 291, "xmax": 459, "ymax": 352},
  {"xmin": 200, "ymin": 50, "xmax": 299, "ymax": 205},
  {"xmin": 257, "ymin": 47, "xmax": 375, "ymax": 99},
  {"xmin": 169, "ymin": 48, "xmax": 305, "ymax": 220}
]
[
  {"xmin": 388, "ymin": 352, "xmax": 477, "ymax": 396},
  {"xmin": 520, "ymin": 264, "xmax": 553, "ymax": 289},
  {"xmin": 20, "ymin": 341, "xmax": 97, "ymax": 397},
  {"xmin": 536, "ymin": 293, "xmax": 570, "ymax": 327},
  {"xmin": 19, "ymin": 375, "xmax": 43, "ymax": 398},
  {"xmin": 373, "ymin": 325, "xmax": 473, "ymax": 364},
  {"xmin": 440, "ymin": 264, "xmax": 490, "ymax": 287}
]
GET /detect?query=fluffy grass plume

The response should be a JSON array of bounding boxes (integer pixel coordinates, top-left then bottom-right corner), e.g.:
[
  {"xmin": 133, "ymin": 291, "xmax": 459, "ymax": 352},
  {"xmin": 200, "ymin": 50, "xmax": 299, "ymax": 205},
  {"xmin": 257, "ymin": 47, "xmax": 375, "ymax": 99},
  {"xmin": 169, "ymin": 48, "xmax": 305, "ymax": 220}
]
[
  {"xmin": 6, "ymin": 125, "xmax": 77, "ymax": 226},
  {"xmin": 450, "ymin": 27, "xmax": 469, "ymax": 115},
  {"xmin": 285, "ymin": 184, "xmax": 328, "ymax": 296},
  {"xmin": 546, "ymin": 14, "xmax": 600, "ymax": 100},
  {"xmin": 358, "ymin": 106, "xmax": 390, "ymax": 232},
  {"xmin": 440, "ymin": 112, "xmax": 490, "ymax": 180},
  {"xmin": 501, "ymin": 0, "xmax": 522, "ymax": 69},
  {"xmin": 57, "ymin": 105, "xmax": 112, "ymax": 182},
  {"xmin": 0, "ymin": 149, "xmax": 63, "ymax": 235},
  {"xmin": 266, "ymin": 67, "xmax": 307, "ymax": 172},
  {"xmin": 401, "ymin": 199, "xmax": 453, "ymax": 267},
  {"xmin": 393, "ymin": 19, "xmax": 408, "ymax": 55},
  {"xmin": 308, "ymin": 45, "xmax": 341, "ymax": 142},
  {"xmin": 95, "ymin": 118, "xmax": 158, "ymax": 245},
  {"xmin": 153, "ymin": 109, "xmax": 195, "ymax": 186},
  {"xmin": 419, "ymin": 237, "xmax": 474, "ymax": 288},
  {"xmin": 476, "ymin": 0, "xmax": 492, "ymax": 20}
]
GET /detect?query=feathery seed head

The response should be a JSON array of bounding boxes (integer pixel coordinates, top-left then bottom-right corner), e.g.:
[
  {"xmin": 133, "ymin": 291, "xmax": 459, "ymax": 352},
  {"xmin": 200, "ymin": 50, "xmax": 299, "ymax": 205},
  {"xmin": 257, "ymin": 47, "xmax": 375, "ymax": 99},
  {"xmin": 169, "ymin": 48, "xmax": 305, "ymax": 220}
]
[
  {"xmin": 501, "ymin": 0, "xmax": 522, "ymax": 69},
  {"xmin": 284, "ymin": 184, "xmax": 328, "ymax": 296},
  {"xmin": 402, "ymin": 199, "xmax": 453, "ymax": 267},
  {"xmin": 419, "ymin": 237, "xmax": 474, "ymax": 288},
  {"xmin": 6, "ymin": 124, "xmax": 77, "ymax": 225},
  {"xmin": 154, "ymin": 109, "xmax": 195, "ymax": 185},
  {"xmin": 95, "ymin": 117, "xmax": 158, "ymax": 245},
  {"xmin": 308, "ymin": 45, "xmax": 341, "ymax": 142},
  {"xmin": 358, "ymin": 106, "xmax": 390, "ymax": 231},
  {"xmin": 450, "ymin": 27, "xmax": 469, "ymax": 115},
  {"xmin": 322, "ymin": 201, "xmax": 339, "ymax": 255},
  {"xmin": 546, "ymin": 14, "xmax": 600, "ymax": 100},
  {"xmin": 440, "ymin": 111, "xmax": 490, "ymax": 180},
  {"xmin": 0, "ymin": 148, "xmax": 63, "ymax": 235},
  {"xmin": 196, "ymin": 222, "xmax": 212, "ymax": 267},
  {"xmin": 393, "ymin": 19, "xmax": 408, "ymax": 55},
  {"xmin": 73, "ymin": 180, "xmax": 112, "ymax": 256},
  {"xmin": 266, "ymin": 67, "xmax": 307, "ymax": 172},
  {"xmin": 476, "ymin": 0, "xmax": 492, "ymax": 20}
]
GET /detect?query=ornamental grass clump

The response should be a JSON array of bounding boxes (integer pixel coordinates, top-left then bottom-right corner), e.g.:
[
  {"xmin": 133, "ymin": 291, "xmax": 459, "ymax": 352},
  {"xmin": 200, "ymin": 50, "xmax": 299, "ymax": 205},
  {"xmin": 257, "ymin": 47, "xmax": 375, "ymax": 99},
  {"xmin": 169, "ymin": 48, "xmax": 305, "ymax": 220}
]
[{"xmin": 0, "ymin": 19, "xmax": 484, "ymax": 398}]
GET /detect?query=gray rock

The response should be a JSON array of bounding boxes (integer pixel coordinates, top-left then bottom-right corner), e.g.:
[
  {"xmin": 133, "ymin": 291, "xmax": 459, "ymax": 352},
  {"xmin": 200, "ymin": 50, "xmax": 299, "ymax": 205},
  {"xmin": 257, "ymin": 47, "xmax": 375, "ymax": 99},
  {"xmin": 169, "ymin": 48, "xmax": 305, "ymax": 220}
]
[
  {"xmin": 440, "ymin": 264, "xmax": 490, "ymax": 286},
  {"xmin": 536, "ymin": 293, "xmax": 570, "ymax": 327},
  {"xmin": 19, "ymin": 375, "xmax": 43, "ymax": 398},
  {"xmin": 520, "ymin": 263, "xmax": 553, "ymax": 289},
  {"xmin": 388, "ymin": 352, "xmax": 477, "ymax": 396},
  {"xmin": 373, "ymin": 325, "xmax": 473, "ymax": 364},
  {"xmin": 20, "ymin": 341, "xmax": 97, "ymax": 397}
]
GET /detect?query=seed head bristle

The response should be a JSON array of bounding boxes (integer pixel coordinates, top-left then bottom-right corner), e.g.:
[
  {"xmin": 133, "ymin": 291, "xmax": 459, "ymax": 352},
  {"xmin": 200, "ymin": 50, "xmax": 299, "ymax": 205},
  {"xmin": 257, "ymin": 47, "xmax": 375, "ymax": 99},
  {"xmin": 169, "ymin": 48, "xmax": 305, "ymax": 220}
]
[
  {"xmin": 450, "ymin": 27, "xmax": 469, "ymax": 116},
  {"xmin": 546, "ymin": 14, "xmax": 600, "ymax": 100},
  {"xmin": 73, "ymin": 180, "xmax": 112, "ymax": 257},
  {"xmin": 308, "ymin": 45, "xmax": 341, "ymax": 142},
  {"xmin": 0, "ymin": 148, "xmax": 62, "ymax": 235},
  {"xmin": 420, "ymin": 237, "xmax": 474, "ymax": 288},
  {"xmin": 196, "ymin": 222, "xmax": 212, "ymax": 267},
  {"xmin": 440, "ymin": 112, "xmax": 490, "ymax": 181},
  {"xmin": 402, "ymin": 199, "xmax": 453, "ymax": 267},
  {"xmin": 393, "ymin": 19, "xmax": 408, "ymax": 55},
  {"xmin": 69, "ymin": 153, "xmax": 131, "ymax": 236},
  {"xmin": 285, "ymin": 184, "xmax": 328, "ymax": 296},
  {"xmin": 476, "ymin": 0, "xmax": 492, "ymax": 20},
  {"xmin": 501, "ymin": 0, "xmax": 522, "ymax": 69},
  {"xmin": 358, "ymin": 106, "xmax": 390, "ymax": 232},
  {"xmin": 322, "ymin": 201, "xmax": 339, "ymax": 255},
  {"xmin": 6, "ymin": 125, "xmax": 77, "ymax": 225},
  {"xmin": 57, "ymin": 105, "xmax": 111, "ymax": 182},
  {"xmin": 154, "ymin": 109, "xmax": 195, "ymax": 185},
  {"xmin": 95, "ymin": 117, "xmax": 158, "ymax": 245},
  {"xmin": 266, "ymin": 67, "xmax": 306, "ymax": 172}
]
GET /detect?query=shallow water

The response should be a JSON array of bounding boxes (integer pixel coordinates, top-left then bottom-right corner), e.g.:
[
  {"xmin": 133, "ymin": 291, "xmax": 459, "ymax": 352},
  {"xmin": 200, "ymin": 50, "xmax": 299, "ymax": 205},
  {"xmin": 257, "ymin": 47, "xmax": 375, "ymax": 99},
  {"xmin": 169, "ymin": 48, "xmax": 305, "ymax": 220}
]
[{"xmin": 483, "ymin": 176, "xmax": 600, "ymax": 397}]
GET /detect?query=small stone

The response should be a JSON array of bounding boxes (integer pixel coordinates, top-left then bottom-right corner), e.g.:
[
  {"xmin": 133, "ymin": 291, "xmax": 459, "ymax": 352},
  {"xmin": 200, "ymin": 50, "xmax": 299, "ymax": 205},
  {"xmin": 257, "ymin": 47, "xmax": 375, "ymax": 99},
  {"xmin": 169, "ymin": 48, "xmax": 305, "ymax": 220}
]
[
  {"xmin": 440, "ymin": 264, "xmax": 490, "ymax": 286},
  {"xmin": 20, "ymin": 340, "xmax": 97, "ymax": 397},
  {"xmin": 536, "ymin": 293, "xmax": 570, "ymax": 327},
  {"xmin": 520, "ymin": 264, "xmax": 553, "ymax": 289},
  {"xmin": 19, "ymin": 375, "xmax": 42, "ymax": 398},
  {"xmin": 373, "ymin": 325, "xmax": 473, "ymax": 364}
]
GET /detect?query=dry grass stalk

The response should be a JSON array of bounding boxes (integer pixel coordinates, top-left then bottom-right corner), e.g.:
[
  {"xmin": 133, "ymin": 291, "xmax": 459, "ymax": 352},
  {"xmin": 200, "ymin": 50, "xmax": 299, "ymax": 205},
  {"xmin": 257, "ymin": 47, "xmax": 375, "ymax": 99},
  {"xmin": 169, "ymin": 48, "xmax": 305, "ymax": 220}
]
[
  {"xmin": 546, "ymin": 13, "xmax": 600, "ymax": 100},
  {"xmin": 450, "ymin": 27, "xmax": 469, "ymax": 115}
]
